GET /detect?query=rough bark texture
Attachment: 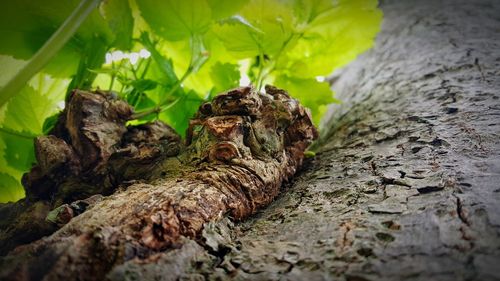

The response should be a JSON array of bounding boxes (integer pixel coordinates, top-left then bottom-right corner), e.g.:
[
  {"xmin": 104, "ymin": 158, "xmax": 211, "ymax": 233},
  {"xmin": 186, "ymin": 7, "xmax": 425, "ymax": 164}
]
[
  {"xmin": 2, "ymin": 0, "xmax": 500, "ymax": 280},
  {"xmin": 0, "ymin": 90, "xmax": 182, "ymax": 255},
  {"xmin": 179, "ymin": 0, "xmax": 500, "ymax": 280},
  {"xmin": 0, "ymin": 86, "xmax": 317, "ymax": 280}
]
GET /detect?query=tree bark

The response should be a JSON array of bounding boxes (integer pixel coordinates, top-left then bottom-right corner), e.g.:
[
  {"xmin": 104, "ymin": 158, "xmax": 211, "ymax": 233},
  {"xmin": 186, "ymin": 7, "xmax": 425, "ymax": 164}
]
[
  {"xmin": 2, "ymin": 0, "xmax": 500, "ymax": 280},
  {"xmin": 0, "ymin": 85, "xmax": 317, "ymax": 281},
  {"xmin": 187, "ymin": 0, "xmax": 499, "ymax": 280}
]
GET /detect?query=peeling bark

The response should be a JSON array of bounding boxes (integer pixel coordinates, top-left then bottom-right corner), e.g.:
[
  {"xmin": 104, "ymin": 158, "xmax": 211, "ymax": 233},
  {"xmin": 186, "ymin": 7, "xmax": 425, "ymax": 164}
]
[{"xmin": 0, "ymin": 86, "xmax": 316, "ymax": 280}]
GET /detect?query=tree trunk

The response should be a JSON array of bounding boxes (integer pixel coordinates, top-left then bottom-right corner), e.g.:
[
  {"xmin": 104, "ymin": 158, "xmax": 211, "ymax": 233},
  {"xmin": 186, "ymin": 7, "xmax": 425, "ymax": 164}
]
[
  {"xmin": 2, "ymin": 0, "xmax": 500, "ymax": 280},
  {"xmin": 193, "ymin": 0, "xmax": 500, "ymax": 280}
]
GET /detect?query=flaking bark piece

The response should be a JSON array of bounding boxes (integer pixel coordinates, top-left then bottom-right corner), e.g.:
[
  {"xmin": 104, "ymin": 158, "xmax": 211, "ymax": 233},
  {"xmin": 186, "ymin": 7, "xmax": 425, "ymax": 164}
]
[
  {"xmin": 34, "ymin": 135, "xmax": 79, "ymax": 174},
  {"xmin": 119, "ymin": 120, "xmax": 182, "ymax": 159},
  {"xmin": 65, "ymin": 89, "xmax": 133, "ymax": 171},
  {"xmin": 211, "ymin": 87, "xmax": 262, "ymax": 117}
]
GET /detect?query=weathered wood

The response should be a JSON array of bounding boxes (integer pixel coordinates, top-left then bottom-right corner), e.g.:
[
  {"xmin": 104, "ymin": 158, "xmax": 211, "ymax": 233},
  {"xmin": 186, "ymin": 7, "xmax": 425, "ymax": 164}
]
[
  {"xmin": 0, "ymin": 89, "xmax": 182, "ymax": 255},
  {"xmin": 0, "ymin": 86, "xmax": 317, "ymax": 280}
]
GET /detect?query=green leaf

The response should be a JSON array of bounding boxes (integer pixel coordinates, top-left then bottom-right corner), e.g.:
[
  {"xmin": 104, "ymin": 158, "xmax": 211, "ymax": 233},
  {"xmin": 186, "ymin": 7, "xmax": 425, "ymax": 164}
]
[
  {"xmin": 207, "ymin": 0, "xmax": 248, "ymax": 20},
  {"xmin": 28, "ymin": 73, "xmax": 69, "ymax": 103},
  {"xmin": 0, "ymin": 0, "xmax": 113, "ymax": 77},
  {"xmin": 126, "ymin": 79, "xmax": 158, "ymax": 108},
  {"xmin": 213, "ymin": 0, "xmax": 295, "ymax": 59},
  {"xmin": 4, "ymin": 73, "xmax": 66, "ymax": 135},
  {"xmin": 158, "ymin": 31, "xmax": 235, "ymax": 98},
  {"xmin": 0, "ymin": 172, "xmax": 24, "ymax": 203},
  {"xmin": 280, "ymin": 0, "xmax": 382, "ymax": 77},
  {"xmin": 136, "ymin": 0, "xmax": 212, "ymax": 41},
  {"xmin": 273, "ymin": 75, "xmax": 337, "ymax": 126},
  {"xmin": 0, "ymin": 129, "xmax": 36, "ymax": 172},
  {"xmin": 0, "ymin": 56, "xmax": 27, "ymax": 87},
  {"xmin": 291, "ymin": 0, "xmax": 333, "ymax": 26},
  {"xmin": 133, "ymin": 93, "xmax": 157, "ymax": 113},
  {"xmin": 100, "ymin": 0, "xmax": 134, "ymax": 50},
  {"xmin": 42, "ymin": 112, "xmax": 61, "ymax": 135},
  {"xmin": 210, "ymin": 62, "xmax": 240, "ymax": 93},
  {"xmin": 139, "ymin": 33, "xmax": 178, "ymax": 85},
  {"xmin": 131, "ymin": 79, "xmax": 158, "ymax": 93},
  {"xmin": 159, "ymin": 89, "xmax": 204, "ymax": 136},
  {"xmin": 0, "ymin": 72, "xmax": 67, "ymax": 200},
  {"xmin": 4, "ymin": 86, "xmax": 56, "ymax": 134}
]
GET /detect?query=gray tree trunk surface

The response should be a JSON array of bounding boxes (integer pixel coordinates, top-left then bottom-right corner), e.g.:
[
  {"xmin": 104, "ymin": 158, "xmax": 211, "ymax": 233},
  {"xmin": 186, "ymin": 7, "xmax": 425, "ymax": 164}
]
[
  {"xmin": 2, "ymin": 0, "xmax": 500, "ymax": 280},
  {"xmin": 186, "ymin": 0, "xmax": 500, "ymax": 280}
]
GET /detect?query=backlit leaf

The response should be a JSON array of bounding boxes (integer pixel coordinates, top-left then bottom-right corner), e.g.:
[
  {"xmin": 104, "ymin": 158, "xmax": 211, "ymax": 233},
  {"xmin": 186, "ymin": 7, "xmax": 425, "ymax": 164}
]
[
  {"xmin": 207, "ymin": 0, "xmax": 248, "ymax": 20},
  {"xmin": 0, "ymin": 0, "xmax": 113, "ymax": 77},
  {"xmin": 274, "ymin": 74, "xmax": 337, "ymax": 126},
  {"xmin": 136, "ymin": 0, "xmax": 212, "ymax": 41},
  {"xmin": 213, "ymin": 0, "xmax": 295, "ymax": 59},
  {"xmin": 100, "ymin": 0, "xmax": 134, "ymax": 50},
  {"xmin": 0, "ymin": 172, "xmax": 24, "ymax": 203},
  {"xmin": 210, "ymin": 62, "xmax": 240, "ymax": 93}
]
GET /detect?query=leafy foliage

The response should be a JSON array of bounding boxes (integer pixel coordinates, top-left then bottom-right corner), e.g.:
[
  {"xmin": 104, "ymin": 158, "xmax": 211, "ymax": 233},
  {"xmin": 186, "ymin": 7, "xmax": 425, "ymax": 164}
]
[
  {"xmin": 0, "ymin": 0, "xmax": 113, "ymax": 77},
  {"xmin": 0, "ymin": 0, "xmax": 382, "ymax": 202},
  {"xmin": 136, "ymin": 0, "xmax": 212, "ymax": 41}
]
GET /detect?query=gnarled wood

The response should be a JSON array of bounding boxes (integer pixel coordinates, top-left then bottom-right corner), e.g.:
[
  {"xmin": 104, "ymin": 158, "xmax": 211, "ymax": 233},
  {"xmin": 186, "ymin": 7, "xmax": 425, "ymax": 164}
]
[{"xmin": 0, "ymin": 86, "xmax": 316, "ymax": 280}]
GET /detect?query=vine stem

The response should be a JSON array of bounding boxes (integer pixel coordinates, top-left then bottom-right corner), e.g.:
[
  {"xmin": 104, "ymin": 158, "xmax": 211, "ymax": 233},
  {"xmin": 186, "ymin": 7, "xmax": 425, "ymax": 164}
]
[
  {"xmin": 131, "ymin": 34, "xmax": 209, "ymax": 120},
  {"xmin": 0, "ymin": 0, "xmax": 101, "ymax": 108},
  {"xmin": 130, "ymin": 67, "xmax": 192, "ymax": 120}
]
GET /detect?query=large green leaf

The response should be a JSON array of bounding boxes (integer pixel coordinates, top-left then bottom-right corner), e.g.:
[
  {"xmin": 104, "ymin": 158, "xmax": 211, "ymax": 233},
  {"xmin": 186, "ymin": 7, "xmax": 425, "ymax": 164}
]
[
  {"xmin": 210, "ymin": 62, "xmax": 240, "ymax": 93},
  {"xmin": 274, "ymin": 74, "xmax": 337, "ymax": 126},
  {"xmin": 207, "ymin": 0, "xmax": 248, "ymax": 20},
  {"xmin": 291, "ymin": 0, "xmax": 333, "ymax": 26},
  {"xmin": 0, "ymin": 129, "xmax": 36, "ymax": 173},
  {"xmin": 4, "ymin": 82, "xmax": 65, "ymax": 134},
  {"xmin": 100, "ymin": 0, "xmax": 135, "ymax": 50},
  {"xmin": 0, "ymin": 72, "xmax": 69, "ymax": 201},
  {"xmin": 213, "ymin": 0, "xmax": 296, "ymax": 59},
  {"xmin": 136, "ymin": 0, "xmax": 212, "ymax": 41},
  {"xmin": 0, "ymin": 0, "xmax": 114, "ymax": 77},
  {"xmin": 0, "ymin": 172, "xmax": 24, "ymax": 203},
  {"xmin": 281, "ymin": 0, "xmax": 382, "ymax": 77}
]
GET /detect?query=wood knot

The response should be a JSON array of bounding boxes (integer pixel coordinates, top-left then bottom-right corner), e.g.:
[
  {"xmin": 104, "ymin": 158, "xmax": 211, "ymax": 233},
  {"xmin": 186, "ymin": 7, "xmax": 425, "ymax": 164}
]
[
  {"xmin": 198, "ymin": 102, "xmax": 213, "ymax": 116},
  {"xmin": 212, "ymin": 86, "xmax": 261, "ymax": 116},
  {"xmin": 209, "ymin": 141, "xmax": 241, "ymax": 162},
  {"xmin": 205, "ymin": 116, "xmax": 244, "ymax": 140}
]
